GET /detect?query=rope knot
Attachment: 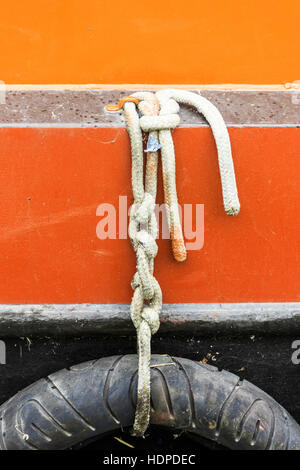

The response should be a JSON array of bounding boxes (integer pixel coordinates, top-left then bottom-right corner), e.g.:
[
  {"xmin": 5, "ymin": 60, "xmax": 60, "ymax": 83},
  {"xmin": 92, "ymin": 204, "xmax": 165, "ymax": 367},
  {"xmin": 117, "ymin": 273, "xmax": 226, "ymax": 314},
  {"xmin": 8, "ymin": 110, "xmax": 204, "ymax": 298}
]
[
  {"xmin": 141, "ymin": 306, "xmax": 160, "ymax": 334},
  {"xmin": 138, "ymin": 95, "xmax": 180, "ymax": 132},
  {"xmin": 133, "ymin": 192, "xmax": 155, "ymax": 224},
  {"xmin": 136, "ymin": 230, "xmax": 158, "ymax": 259},
  {"xmin": 139, "ymin": 113, "xmax": 180, "ymax": 132}
]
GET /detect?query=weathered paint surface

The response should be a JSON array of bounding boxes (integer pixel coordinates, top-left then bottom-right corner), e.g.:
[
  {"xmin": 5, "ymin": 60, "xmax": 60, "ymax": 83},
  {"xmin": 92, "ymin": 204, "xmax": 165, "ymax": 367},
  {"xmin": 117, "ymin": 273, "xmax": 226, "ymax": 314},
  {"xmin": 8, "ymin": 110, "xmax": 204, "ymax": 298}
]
[
  {"xmin": 0, "ymin": 126, "xmax": 299, "ymax": 304},
  {"xmin": 0, "ymin": 1, "xmax": 299, "ymax": 84},
  {"xmin": 1, "ymin": 90, "xmax": 300, "ymax": 126},
  {"xmin": 0, "ymin": 303, "xmax": 299, "ymax": 337}
]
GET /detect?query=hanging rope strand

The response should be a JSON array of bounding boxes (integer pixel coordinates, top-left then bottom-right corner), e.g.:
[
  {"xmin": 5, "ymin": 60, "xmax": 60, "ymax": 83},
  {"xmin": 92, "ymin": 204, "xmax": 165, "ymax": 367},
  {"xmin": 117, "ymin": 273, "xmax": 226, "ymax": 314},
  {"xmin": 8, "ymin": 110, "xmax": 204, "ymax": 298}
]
[
  {"xmin": 124, "ymin": 94, "xmax": 162, "ymax": 437},
  {"xmin": 156, "ymin": 89, "xmax": 240, "ymax": 216}
]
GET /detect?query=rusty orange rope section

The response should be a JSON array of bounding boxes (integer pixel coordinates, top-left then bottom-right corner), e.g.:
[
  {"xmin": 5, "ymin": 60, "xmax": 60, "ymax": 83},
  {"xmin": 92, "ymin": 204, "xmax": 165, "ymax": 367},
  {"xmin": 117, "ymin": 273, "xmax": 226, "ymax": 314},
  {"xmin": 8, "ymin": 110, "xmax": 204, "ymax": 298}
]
[{"xmin": 105, "ymin": 96, "xmax": 139, "ymax": 112}]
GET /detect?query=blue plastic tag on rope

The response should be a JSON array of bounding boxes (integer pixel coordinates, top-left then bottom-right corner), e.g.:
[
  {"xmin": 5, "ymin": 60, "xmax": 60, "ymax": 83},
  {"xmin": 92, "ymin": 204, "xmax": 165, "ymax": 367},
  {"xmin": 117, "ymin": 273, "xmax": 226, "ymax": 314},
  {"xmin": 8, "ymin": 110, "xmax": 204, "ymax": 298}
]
[{"xmin": 144, "ymin": 134, "xmax": 161, "ymax": 153}]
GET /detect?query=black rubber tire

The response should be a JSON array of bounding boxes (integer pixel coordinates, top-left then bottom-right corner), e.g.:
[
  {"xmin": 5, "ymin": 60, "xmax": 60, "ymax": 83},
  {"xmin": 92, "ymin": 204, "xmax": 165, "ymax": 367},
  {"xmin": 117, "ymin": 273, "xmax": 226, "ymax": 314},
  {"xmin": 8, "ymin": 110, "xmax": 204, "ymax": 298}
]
[{"xmin": 0, "ymin": 354, "xmax": 299, "ymax": 450}]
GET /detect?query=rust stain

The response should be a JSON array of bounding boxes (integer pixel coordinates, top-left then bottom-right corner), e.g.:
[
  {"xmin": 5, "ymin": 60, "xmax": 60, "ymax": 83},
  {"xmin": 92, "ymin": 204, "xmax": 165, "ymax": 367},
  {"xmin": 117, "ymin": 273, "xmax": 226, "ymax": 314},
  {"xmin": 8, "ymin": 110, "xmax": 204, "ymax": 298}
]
[
  {"xmin": 171, "ymin": 223, "xmax": 187, "ymax": 262},
  {"xmin": 146, "ymin": 153, "xmax": 157, "ymax": 182},
  {"xmin": 105, "ymin": 96, "xmax": 139, "ymax": 112}
]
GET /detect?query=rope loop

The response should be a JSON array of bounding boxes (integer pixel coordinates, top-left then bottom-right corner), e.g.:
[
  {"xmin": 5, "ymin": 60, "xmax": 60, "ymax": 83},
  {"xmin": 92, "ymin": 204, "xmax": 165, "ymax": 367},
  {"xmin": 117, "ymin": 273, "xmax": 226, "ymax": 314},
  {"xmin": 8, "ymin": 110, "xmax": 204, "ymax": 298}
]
[{"xmin": 140, "ymin": 113, "xmax": 180, "ymax": 131}]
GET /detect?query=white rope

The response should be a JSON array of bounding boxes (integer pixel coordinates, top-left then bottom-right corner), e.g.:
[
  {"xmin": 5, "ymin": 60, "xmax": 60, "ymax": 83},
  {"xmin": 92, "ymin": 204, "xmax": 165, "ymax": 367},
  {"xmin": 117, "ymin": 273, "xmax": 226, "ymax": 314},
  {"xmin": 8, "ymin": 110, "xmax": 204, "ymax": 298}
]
[
  {"xmin": 124, "ymin": 95, "xmax": 162, "ymax": 437},
  {"xmin": 120, "ymin": 89, "xmax": 240, "ymax": 437},
  {"xmin": 156, "ymin": 89, "xmax": 240, "ymax": 216}
]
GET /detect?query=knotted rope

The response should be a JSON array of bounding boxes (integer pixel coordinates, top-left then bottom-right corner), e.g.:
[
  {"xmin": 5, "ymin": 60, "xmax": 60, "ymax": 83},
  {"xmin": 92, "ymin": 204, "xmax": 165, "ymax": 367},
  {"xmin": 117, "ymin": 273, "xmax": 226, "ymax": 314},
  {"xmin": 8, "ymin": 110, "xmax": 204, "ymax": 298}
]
[{"xmin": 106, "ymin": 89, "xmax": 240, "ymax": 437}]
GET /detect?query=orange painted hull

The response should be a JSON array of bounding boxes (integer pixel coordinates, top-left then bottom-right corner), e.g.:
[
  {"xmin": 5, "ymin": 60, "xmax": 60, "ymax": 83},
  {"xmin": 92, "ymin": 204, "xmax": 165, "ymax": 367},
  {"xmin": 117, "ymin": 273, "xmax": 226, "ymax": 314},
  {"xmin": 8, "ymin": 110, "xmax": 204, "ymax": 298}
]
[{"xmin": 0, "ymin": 126, "xmax": 299, "ymax": 304}]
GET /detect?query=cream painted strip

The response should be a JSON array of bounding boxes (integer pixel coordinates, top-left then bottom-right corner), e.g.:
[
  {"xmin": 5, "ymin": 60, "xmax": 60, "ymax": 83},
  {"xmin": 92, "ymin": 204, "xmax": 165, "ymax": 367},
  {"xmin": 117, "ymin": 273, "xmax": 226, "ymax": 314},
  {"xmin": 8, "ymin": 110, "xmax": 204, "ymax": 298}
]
[
  {"xmin": 0, "ymin": 123, "xmax": 298, "ymax": 128},
  {"xmin": 3, "ymin": 83, "xmax": 299, "ymax": 91}
]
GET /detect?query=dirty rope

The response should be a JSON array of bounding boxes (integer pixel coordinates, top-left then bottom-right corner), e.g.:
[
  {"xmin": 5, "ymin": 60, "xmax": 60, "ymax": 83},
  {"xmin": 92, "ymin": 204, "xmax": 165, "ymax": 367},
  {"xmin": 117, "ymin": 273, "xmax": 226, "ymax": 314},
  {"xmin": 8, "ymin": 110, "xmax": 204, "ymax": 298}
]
[{"xmin": 114, "ymin": 89, "xmax": 240, "ymax": 436}]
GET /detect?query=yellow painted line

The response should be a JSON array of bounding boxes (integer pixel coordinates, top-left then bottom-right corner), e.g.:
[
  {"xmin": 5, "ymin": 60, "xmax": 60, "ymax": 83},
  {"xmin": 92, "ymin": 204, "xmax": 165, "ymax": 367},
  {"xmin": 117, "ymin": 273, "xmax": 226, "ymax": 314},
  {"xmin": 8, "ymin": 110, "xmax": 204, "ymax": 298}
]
[
  {"xmin": 150, "ymin": 363, "xmax": 176, "ymax": 368},
  {"xmin": 114, "ymin": 437, "xmax": 135, "ymax": 448}
]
